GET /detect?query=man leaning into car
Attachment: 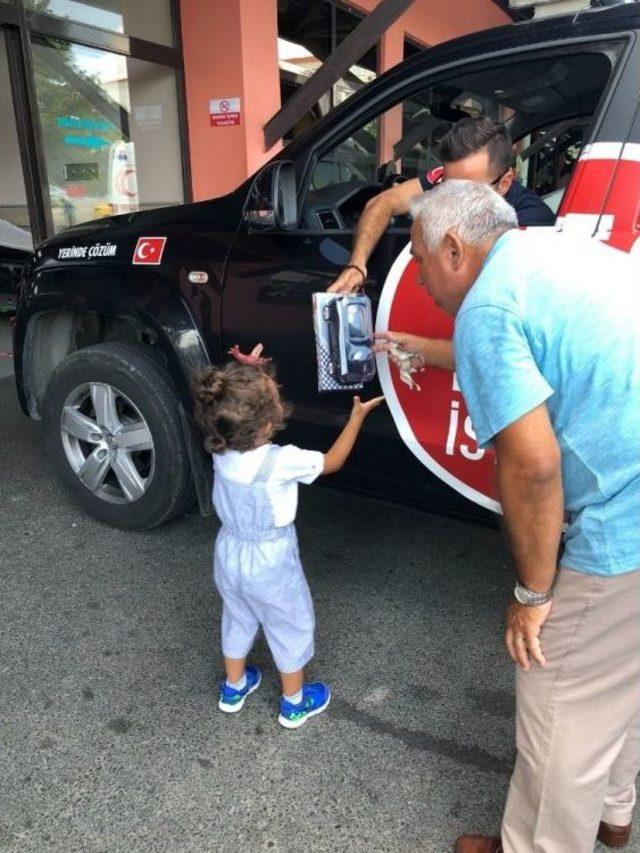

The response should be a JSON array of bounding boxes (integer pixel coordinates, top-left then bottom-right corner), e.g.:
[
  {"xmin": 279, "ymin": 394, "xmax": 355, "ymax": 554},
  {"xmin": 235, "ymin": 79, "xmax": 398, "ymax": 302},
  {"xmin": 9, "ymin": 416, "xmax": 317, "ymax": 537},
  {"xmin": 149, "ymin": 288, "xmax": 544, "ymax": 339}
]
[
  {"xmin": 329, "ymin": 116, "xmax": 554, "ymax": 373},
  {"xmin": 391, "ymin": 179, "xmax": 640, "ymax": 853}
]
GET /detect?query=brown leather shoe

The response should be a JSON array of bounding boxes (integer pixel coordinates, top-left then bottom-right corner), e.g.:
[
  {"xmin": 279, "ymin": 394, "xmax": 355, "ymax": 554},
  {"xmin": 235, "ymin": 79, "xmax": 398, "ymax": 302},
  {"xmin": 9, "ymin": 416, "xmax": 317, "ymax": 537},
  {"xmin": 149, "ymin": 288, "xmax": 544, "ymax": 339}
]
[
  {"xmin": 454, "ymin": 835, "xmax": 502, "ymax": 853},
  {"xmin": 597, "ymin": 821, "xmax": 632, "ymax": 848}
]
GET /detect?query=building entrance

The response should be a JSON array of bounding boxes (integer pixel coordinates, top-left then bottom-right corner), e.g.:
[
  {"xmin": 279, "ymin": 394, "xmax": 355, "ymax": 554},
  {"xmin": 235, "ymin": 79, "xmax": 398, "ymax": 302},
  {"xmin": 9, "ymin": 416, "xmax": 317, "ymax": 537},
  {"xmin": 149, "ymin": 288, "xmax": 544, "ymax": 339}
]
[{"xmin": 0, "ymin": 0, "xmax": 186, "ymax": 250}]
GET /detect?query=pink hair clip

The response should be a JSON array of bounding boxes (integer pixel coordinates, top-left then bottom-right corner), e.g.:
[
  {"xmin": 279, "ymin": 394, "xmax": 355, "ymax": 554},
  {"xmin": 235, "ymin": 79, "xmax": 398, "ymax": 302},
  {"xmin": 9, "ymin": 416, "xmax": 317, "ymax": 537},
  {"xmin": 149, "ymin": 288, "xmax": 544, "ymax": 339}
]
[{"xmin": 228, "ymin": 343, "xmax": 272, "ymax": 367}]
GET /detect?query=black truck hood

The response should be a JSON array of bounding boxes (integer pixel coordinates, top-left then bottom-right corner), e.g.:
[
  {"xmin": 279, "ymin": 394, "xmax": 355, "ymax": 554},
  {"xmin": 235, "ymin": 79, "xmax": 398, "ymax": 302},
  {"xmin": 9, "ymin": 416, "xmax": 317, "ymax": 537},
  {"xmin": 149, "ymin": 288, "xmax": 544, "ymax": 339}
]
[{"xmin": 37, "ymin": 189, "xmax": 244, "ymax": 255}]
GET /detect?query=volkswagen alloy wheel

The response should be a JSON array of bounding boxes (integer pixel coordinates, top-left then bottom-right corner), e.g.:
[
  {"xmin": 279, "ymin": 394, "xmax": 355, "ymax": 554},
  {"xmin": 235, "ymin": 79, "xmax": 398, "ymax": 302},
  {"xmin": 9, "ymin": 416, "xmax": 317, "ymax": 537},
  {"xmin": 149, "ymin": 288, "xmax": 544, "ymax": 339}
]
[{"xmin": 60, "ymin": 381, "xmax": 155, "ymax": 505}]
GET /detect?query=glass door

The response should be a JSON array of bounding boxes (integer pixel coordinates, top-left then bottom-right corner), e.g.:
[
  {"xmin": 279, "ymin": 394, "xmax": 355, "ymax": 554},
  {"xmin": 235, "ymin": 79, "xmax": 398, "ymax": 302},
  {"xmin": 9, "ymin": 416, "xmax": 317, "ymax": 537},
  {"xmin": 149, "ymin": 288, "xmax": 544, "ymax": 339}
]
[
  {"xmin": 31, "ymin": 38, "xmax": 184, "ymax": 232},
  {"xmin": 0, "ymin": 28, "xmax": 33, "ymax": 253},
  {"xmin": 0, "ymin": 25, "xmax": 32, "ymax": 375}
]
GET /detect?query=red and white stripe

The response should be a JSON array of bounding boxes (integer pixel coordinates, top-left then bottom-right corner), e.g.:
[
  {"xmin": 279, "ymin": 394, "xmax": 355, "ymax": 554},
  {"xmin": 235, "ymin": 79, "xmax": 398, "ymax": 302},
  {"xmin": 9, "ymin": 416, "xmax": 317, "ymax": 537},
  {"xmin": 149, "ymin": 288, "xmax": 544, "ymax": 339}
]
[{"xmin": 558, "ymin": 141, "xmax": 640, "ymax": 252}]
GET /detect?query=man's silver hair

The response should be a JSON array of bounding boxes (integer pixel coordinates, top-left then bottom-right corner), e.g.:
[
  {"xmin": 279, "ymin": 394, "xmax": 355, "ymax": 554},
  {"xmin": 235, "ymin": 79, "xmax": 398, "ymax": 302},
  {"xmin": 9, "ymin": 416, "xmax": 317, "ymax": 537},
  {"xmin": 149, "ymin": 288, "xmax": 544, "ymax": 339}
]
[{"xmin": 410, "ymin": 179, "xmax": 517, "ymax": 252}]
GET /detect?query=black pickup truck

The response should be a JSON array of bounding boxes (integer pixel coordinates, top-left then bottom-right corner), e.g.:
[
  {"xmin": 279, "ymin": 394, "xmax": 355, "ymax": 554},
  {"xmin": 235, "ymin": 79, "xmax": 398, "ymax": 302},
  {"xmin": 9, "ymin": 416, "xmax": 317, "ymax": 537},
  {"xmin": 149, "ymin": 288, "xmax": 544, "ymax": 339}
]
[{"xmin": 13, "ymin": 2, "xmax": 640, "ymax": 528}]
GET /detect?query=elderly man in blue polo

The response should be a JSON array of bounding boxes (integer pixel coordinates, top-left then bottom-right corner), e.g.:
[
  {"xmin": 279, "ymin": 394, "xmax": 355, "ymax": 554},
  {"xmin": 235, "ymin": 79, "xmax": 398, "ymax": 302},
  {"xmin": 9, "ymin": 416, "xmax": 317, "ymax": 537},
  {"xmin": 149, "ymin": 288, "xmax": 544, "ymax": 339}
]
[{"xmin": 377, "ymin": 180, "xmax": 640, "ymax": 852}]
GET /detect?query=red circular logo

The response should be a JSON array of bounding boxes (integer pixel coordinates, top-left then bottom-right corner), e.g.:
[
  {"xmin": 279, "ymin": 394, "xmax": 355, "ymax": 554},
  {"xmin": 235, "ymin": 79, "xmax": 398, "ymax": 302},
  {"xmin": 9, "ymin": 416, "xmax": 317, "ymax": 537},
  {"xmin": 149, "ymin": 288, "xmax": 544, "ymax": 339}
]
[
  {"xmin": 115, "ymin": 166, "xmax": 137, "ymax": 198},
  {"xmin": 376, "ymin": 244, "xmax": 500, "ymax": 513},
  {"xmin": 425, "ymin": 165, "xmax": 444, "ymax": 187}
]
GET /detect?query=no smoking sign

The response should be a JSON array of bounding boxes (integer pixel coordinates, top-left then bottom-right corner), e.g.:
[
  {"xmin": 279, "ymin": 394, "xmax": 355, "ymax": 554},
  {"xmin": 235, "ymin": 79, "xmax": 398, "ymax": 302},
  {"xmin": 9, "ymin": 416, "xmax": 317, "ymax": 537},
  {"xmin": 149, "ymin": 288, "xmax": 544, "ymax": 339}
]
[
  {"xmin": 210, "ymin": 97, "xmax": 241, "ymax": 127},
  {"xmin": 376, "ymin": 244, "xmax": 501, "ymax": 513}
]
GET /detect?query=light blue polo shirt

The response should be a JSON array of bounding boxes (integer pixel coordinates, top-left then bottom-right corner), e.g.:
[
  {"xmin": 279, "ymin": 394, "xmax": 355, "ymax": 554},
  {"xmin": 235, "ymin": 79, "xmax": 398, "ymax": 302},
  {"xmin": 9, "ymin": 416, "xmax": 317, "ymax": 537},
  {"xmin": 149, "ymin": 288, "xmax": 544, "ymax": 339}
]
[{"xmin": 454, "ymin": 228, "xmax": 640, "ymax": 576}]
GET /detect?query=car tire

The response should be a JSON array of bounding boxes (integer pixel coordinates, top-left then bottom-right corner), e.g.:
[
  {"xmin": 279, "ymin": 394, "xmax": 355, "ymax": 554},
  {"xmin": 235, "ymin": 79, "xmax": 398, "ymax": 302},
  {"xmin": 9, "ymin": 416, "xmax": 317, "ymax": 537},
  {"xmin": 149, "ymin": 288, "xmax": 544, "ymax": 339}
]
[{"xmin": 43, "ymin": 342, "xmax": 194, "ymax": 529}]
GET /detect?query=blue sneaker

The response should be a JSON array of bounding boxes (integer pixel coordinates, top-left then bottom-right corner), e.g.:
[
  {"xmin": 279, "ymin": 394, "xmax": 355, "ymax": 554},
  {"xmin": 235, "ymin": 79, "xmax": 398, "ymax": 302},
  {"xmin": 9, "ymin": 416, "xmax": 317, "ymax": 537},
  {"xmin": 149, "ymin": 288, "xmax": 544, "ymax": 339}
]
[
  {"xmin": 278, "ymin": 682, "xmax": 331, "ymax": 729},
  {"xmin": 218, "ymin": 665, "xmax": 262, "ymax": 713}
]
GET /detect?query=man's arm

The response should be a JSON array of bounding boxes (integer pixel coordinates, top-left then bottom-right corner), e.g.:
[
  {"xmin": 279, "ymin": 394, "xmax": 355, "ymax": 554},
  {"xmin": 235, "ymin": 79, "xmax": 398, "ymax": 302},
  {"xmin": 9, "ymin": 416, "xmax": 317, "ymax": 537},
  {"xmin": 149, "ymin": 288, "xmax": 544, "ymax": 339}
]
[
  {"xmin": 328, "ymin": 178, "xmax": 424, "ymax": 294},
  {"xmin": 494, "ymin": 403, "xmax": 563, "ymax": 589},
  {"xmin": 374, "ymin": 330, "xmax": 455, "ymax": 372},
  {"xmin": 493, "ymin": 403, "xmax": 564, "ymax": 669}
]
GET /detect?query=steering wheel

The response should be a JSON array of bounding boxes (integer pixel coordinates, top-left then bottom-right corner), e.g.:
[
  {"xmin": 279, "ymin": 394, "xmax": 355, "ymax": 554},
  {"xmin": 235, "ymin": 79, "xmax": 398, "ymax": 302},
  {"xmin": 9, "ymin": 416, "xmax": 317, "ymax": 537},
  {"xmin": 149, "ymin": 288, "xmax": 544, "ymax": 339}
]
[
  {"xmin": 381, "ymin": 173, "xmax": 410, "ymax": 190},
  {"xmin": 379, "ymin": 174, "xmax": 412, "ymax": 228}
]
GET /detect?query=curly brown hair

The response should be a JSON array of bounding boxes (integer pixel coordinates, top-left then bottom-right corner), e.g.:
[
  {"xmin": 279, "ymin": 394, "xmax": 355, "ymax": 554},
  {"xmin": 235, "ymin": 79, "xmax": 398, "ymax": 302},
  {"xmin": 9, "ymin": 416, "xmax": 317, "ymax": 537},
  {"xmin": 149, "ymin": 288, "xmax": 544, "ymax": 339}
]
[{"xmin": 192, "ymin": 362, "xmax": 290, "ymax": 453}]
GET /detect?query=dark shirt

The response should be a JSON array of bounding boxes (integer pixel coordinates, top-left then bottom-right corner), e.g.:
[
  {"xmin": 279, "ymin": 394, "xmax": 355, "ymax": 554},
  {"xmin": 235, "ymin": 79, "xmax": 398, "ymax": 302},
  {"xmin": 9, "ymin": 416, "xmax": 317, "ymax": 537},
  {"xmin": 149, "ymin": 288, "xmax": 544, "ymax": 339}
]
[
  {"xmin": 503, "ymin": 180, "xmax": 555, "ymax": 227},
  {"xmin": 418, "ymin": 169, "xmax": 555, "ymax": 227}
]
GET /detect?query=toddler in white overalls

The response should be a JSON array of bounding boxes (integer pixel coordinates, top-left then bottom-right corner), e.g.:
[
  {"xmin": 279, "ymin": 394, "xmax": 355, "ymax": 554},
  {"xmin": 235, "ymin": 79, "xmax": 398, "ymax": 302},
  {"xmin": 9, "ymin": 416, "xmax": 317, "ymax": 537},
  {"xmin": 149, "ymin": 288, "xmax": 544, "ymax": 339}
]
[{"xmin": 193, "ymin": 344, "xmax": 383, "ymax": 728}]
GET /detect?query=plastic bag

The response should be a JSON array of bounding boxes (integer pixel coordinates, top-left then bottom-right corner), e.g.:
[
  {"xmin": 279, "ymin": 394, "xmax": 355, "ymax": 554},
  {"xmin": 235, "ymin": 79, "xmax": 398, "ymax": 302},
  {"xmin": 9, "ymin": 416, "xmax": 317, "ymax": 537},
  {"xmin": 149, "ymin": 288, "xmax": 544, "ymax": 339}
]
[{"xmin": 312, "ymin": 293, "xmax": 376, "ymax": 393}]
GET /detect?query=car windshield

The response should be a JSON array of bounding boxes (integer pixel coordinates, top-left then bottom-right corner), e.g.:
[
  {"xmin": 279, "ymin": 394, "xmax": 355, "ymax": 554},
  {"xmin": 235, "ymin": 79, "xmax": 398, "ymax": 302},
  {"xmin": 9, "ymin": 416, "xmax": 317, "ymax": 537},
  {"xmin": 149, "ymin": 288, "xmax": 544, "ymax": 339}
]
[{"xmin": 347, "ymin": 303, "xmax": 368, "ymax": 340}]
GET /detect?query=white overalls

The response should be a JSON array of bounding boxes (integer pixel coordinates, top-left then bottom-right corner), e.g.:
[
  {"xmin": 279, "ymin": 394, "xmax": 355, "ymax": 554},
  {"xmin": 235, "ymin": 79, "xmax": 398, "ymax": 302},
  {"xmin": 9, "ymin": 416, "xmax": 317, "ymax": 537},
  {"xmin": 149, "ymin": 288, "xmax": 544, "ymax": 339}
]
[{"xmin": 212, "ymin": 443, "xmax": 319, "ymax": 674}]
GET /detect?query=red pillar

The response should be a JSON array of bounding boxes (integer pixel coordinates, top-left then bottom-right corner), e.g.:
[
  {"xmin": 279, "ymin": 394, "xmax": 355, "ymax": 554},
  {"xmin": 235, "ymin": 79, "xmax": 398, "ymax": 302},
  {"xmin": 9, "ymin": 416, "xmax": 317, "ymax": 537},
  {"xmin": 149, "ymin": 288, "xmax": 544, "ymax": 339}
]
[
  {"xmin": 180, "ymin": 0, "xmax": 282, "ymax": 201},
  {"xmin": 378, "ymin": 27, "xmax": 404, "ymax": 165}
]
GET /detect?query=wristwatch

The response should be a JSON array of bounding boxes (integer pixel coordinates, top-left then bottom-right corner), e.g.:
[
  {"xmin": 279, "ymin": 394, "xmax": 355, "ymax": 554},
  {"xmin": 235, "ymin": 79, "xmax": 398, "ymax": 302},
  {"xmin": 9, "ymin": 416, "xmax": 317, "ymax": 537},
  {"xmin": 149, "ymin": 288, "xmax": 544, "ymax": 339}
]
[{"xmin": 514, "ymin": 582, "xmax": 553, "ymax": 607}]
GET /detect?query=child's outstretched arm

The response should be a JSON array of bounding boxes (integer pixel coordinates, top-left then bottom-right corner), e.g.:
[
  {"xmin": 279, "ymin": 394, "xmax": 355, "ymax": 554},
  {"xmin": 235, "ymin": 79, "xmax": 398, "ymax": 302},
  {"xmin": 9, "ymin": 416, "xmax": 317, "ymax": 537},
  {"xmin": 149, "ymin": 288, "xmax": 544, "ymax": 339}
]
[{"xmin": 323, "ymin": 395, "xmax": 385, "ymax": 475}]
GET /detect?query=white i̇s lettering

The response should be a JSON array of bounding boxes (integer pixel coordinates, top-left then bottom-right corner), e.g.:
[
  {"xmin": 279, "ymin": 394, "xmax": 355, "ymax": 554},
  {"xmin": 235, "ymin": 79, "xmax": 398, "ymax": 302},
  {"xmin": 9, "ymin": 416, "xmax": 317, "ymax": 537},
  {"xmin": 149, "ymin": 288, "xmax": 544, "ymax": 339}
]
[
  {"xmin": 446, "ymin": 373, "xmax": 485, "ymax": 461},
  {"xmin": 460, "ymin": 416, "xmax": 485, "ymax": 461},
  {"xmin": 445, "ymin": 400, "xmax": 460, "ymax": 456}
]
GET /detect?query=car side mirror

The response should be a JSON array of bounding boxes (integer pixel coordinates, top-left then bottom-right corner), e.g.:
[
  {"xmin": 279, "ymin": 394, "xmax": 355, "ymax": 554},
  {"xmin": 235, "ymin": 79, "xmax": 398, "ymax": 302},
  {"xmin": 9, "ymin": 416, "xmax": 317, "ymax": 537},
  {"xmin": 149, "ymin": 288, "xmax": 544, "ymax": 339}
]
[{"xmin": 244, "ymin": 160, "xmax": 298, "ymax": 231}]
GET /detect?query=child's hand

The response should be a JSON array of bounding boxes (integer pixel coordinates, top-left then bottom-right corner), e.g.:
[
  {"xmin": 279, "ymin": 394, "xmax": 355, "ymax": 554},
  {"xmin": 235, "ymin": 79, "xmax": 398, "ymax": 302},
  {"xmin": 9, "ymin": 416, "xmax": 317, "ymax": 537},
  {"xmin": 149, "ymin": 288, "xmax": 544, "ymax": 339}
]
[
  {"xmin": 351, "ymin": 395, "xmax": 385, "ymax": 421},
  {"xmin": 323, "ymin": 395, "xmax": 386, "ymax": 475}
]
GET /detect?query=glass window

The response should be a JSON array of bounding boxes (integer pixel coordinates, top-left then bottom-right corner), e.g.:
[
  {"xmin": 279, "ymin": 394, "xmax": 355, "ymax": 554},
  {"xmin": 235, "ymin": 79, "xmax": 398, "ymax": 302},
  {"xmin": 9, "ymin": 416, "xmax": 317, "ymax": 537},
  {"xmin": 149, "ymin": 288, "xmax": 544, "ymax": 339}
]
[
  {"xmin": 26, "ymin": 0, "xmax": 175, "ymax": 47},
  {"xmin": 517, "ymin": 120, "xmax": 591, "ymax": 206},
  {"xmin": 32, "ymin": 39, "xmax": 184, "ymax": 232},
  {"xmin": 305, "ymin": 47, "xmax": 622, "ymax": 221},
  {"xmin": 278, "ymin": 34, "xmax": 330, "ymax": 143},
  {"xmin": 277, "ymin": 0, "xmax": 332, "ymax": 143},
  {"xmin": 333, "ymin": 6, "xmax": 376, "ymax": 107},
  {"xmin": 277, "ymin": 0, "xmax": 377, "ymax": 142},
  {"xmin": 0, "ymin": 32, "xmax": 33, "ymax": 250}
]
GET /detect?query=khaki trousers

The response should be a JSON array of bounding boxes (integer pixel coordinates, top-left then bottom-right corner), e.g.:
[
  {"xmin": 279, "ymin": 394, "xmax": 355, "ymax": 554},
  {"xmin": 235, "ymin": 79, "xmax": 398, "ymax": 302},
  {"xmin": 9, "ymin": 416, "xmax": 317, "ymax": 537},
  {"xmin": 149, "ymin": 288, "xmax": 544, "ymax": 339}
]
[{"xmin": 502, "ymin": 567, "xmax": 640, "ymax": 853}]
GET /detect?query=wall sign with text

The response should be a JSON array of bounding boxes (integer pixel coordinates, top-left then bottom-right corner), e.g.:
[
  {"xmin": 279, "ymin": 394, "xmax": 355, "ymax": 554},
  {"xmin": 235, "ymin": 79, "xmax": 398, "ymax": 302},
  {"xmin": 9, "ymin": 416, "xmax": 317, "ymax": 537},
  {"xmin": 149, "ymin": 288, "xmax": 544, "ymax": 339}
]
[{"xmin": 210, "ymin": 97, "xmax": 241, "ymax": 127}]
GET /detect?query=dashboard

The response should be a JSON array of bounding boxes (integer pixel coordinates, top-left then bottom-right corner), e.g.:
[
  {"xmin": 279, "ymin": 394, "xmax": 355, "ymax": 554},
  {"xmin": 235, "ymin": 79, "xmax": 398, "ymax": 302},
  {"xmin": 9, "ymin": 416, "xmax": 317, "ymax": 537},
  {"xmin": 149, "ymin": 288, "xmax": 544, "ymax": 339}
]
[{"xmin": 302, "ymin": 181, "xmax": 384, "ymax": 231}]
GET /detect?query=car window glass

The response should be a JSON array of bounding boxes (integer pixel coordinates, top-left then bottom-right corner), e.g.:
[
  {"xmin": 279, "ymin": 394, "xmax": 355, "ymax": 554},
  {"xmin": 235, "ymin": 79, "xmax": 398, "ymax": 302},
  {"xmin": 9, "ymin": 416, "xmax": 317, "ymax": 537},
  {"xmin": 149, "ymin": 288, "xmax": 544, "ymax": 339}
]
[
  {"xmin": 304, "ymin": 45, "xmax": 622, "ymax": 227},
  {"xmin": 517, "ymin": 119, "xmax": 590, "ymax": 210},
  {"xmin": 347, "ymin": 303, "xmax": 366, "ymax": 338}
]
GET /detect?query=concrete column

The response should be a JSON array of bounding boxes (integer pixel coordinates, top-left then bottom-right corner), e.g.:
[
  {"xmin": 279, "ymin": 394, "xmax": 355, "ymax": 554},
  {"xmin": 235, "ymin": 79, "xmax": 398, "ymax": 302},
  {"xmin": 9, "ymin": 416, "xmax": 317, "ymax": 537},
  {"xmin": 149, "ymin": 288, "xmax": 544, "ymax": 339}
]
[
  {"xmin": 378, "ymin": 28, "xmax": 404, "ymax": 165},
  {"xmin": 180, "ymin": 0, "xmax": 282, "ymax": 201}
]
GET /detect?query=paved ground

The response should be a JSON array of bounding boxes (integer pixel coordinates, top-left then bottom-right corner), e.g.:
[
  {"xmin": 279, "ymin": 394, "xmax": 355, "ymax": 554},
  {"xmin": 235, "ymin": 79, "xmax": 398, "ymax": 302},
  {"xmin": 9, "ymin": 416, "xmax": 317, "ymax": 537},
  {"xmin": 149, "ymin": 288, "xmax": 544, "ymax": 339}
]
[{"xmin": 1, "ymin": 373, "xmax": 636, "ymax": 853}]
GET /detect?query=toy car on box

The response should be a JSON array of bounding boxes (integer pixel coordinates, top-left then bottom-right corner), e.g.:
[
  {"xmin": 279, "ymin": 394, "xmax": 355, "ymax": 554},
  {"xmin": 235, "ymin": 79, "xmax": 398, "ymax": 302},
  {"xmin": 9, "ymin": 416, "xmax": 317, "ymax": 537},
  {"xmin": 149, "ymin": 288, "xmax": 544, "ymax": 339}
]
[{"xmin": 323, "ymin": 295, "xmax": 375, "ymax": 385}]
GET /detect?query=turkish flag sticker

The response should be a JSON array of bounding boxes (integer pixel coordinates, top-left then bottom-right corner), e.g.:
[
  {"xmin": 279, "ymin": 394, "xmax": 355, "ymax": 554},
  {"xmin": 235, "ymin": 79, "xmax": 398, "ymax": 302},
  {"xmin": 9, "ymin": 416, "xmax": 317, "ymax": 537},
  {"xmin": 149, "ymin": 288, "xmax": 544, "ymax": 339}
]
[{"xmin": 132, "ymin": 236, "xmax": 167, "ymax": 265}]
